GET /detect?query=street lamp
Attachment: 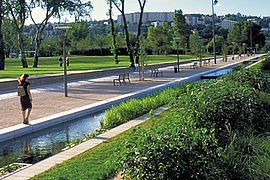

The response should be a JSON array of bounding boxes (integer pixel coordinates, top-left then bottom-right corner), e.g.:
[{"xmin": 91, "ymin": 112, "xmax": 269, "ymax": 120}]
[
  {"xmin": 55, "ymin": 26, "xmax": 72, "ymax": 97},
  {"xmin": 174, "ymin": 36, "xmax": 181, "ymax": 72},
  {"xmin": 249, "ymin": 20, "xmax": 253, "ymax": 56},
  {"xmin": 212, "ymin": 0, "xmax": 218, "ymax": 64}
]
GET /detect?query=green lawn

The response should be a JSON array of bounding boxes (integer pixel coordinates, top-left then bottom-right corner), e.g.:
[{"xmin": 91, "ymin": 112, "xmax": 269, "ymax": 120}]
[{"xmin": 0, "ymin": 54, "xmax": 211, "ymax": 79}]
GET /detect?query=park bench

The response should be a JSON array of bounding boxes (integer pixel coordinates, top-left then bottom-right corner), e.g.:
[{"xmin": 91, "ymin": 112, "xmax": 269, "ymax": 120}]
[
  {"xmin": 203, "ymin": 59, "xmax": 211, "ymax": 66},
  {"xmin": 190, "ymin": 61, "xmax": 199, "ymax": 69},
  {"xmin": 150, "ymin": 68, "xmax": 163, "ymax": 77},
  {"xmin": 113, "ymin": 73, "xmax": 130, "ymax": 86}
]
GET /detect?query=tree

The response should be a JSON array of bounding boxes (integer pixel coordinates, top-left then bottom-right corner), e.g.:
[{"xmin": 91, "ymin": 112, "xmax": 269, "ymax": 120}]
[
  {"xmin": 112, "ymin": 0, "xmax": 134, "ymax": 67},
  {"xmin": 29, "ymin": 0, "xmax": 92, "ymax": 67},
  {"xmin": 207, "ymin": 35, "xmax": 224, "ymax": 54},
  {"xmin": 107, "ymin": 0, "xmax": 118, "ymax": 64},
  {"xmin": 94, "ymin": 35, "xmax": 109, "ymax": 56},
  {"xmin": 0, "ymin": 0, "xmax": 4, "ymax": 70},
  {"xmin": 2, "ymin": 18, "xmax": 18, "ymax": 57},
  {"xmin": 173, "ymin": 9, "xmax": 190, "ymax": 53},
  {"xmin": 4, "ymin": 0, "xmax": 28, "ymax": 68},
  {"xmin": 189, "ymin": 31, "xmax": 200, "ymax": 56},
  {"xmin": 147, "ymin": 22, "xmax": 172, "ymax": 54},
  {"xmin": 66, "ymin": 21, "xmax": 91, "ymax": 50},
  {"xmin": 138, "ymin": 36, "xmax": 148, "ymax": 81},
  {"xmin": 134, "ymin": 0, "xmax": 146, "ymax": 64},
  {"xmin": 228, "ymin": 21, "xmax": 265, "ymax": 53},
  {"xmin": 222, "ymin": 43, "xmax": 228, "ymax": 62}
]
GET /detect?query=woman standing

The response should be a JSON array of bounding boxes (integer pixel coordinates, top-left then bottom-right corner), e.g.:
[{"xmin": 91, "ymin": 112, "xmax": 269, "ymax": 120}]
[{"xmin": 17, "ymin": 74, "xmax": 32, "ymax": 124}]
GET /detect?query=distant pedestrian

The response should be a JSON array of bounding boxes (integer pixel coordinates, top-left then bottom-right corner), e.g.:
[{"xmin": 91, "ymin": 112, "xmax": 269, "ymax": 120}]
[
  {"xmin": 59, "ymin": 57, "xmax": 63, "ymax": 67},
  {"xmin": 238, "ymin": 53, "xmax": 241, "ymax": 60},
  {"xmin": 66, "ymin": 57, "xmax": 70, "ymax": 66},
  {"xmin": 17, "ymin": 74, "xmax": 32, "ymax": 124}
]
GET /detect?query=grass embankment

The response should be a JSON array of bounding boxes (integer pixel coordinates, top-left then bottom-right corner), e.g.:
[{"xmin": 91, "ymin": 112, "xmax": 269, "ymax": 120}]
[
  {"xmin": 1, "ymin": 54, "xmax": 211, "ymax": 79},
  {"xmin": 31, "ymin": 64, "xmax": 270, "ymax": 179}
]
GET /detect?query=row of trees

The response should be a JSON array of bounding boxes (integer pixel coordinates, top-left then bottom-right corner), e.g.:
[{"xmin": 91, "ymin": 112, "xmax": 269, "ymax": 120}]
[
  {"xmin": 0, "ymin": 0, "xmax": 268, "ymax": 71},
  {"xmin": 0, "ymin": 0, "xmax": 92, "ymax": 70}
]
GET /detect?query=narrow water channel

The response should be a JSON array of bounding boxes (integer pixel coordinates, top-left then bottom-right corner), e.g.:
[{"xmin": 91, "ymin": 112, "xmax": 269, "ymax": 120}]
[{"xmin": 0, "ymin": 112, "xmax": 104, "ymax": 168}]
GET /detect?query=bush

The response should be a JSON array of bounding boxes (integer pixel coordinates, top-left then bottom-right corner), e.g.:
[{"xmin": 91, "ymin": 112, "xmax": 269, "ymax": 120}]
[
  {"xmin": 70, "ymin": 47, "xmax": 129, "ymax": 56},
  {"xmin": 218, "ymin": 135, "xmax": 270, "ymax": 179},
  {"xmin": 261, "ymin": 56, "xmax": 270, "ymax": 71},
  {"xmin": 120, "ymin": 67, "xmax": 270, "ymax": 179},
  {"xmin": 121, "ymin": 113, "xmax": 222, "ymax": 179}
]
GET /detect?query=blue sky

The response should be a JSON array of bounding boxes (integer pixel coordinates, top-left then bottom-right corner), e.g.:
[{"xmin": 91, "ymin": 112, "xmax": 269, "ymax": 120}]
[
  {"xmin": 27, "ymin": 0, "xmax": 270, "ymax": 25},
  {"xmin": 89, "ymin": 0, "xmax": 270, "ymax": 20}
]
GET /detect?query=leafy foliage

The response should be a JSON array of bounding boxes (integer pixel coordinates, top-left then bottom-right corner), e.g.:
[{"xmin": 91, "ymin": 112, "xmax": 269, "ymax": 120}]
[{"xmin": 121, "ymin": 67, "xmax": 270, "ymax": 178}]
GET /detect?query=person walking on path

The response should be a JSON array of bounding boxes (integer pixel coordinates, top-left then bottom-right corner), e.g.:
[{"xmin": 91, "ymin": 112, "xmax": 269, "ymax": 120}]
[
  {"xmin": 59, "ymin": 57, "xmax": 63, "ymax": 67},
  {"xmin": 66, "ymin": 56, "xmax": 70, "ymax": 66},
  {"xmin": 17, "ymin": 74, "xmax": 32, "ymax": 124}
]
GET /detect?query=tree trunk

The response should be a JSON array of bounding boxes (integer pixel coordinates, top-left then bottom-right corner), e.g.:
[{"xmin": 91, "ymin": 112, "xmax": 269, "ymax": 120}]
[
  {"xmin": 18, "ymin": 30, "xmax": 28, "ymax": 68},
  {"xmin": 0, "ymin": 0, "xmax": 5, "ymax": 70},
  {"xmin": 121, "ymin": 12, "xmax": 134, "ymax": 67},
  {"xmin": 135, "ymin": 1, "xmax": 146, "ymax": 64},
  {"xmin": 33, "ymin": 30, "xmax": 42, "ymax": 68},
  {"xmin": 109, "ymin": 1, "xmax": 118, "ymax": 64}
]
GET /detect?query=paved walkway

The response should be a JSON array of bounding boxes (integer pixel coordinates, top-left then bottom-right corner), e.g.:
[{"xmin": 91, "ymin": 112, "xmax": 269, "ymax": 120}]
[{"xmin": 0, "ymin": 56, "xmax": 259, "ymax": 130}]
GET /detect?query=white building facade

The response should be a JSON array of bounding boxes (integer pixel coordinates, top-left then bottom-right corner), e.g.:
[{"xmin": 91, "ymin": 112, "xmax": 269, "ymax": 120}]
[
  {"xmin": 117, "ymin": 12, "xmax": 175, "ymax": 25},
  {"xmin": 221, "ymin": 20, "xmax": 235, "ymax": 30}
]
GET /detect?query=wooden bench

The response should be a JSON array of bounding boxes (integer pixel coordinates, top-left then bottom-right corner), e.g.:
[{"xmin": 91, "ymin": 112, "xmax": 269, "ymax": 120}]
[
  {"xmin": 203, "ymin": 59, "xmax": 211, "ymax": 66},
  {"xmin": 113, "ymin": 73, "xmax": 130, "ymax": 86},
  {"xmin": 190, "ymin": 61, "xmax": 198, "ymax": 69},
  {"xmin": 150, "ymin": 68, "xmax": 163, "ymax": 77}
]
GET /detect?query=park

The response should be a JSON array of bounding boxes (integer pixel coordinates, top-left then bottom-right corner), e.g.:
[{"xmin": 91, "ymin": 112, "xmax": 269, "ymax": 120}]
[{"xmin": 0, "ymin": 0, "xmax": 270, "ymax": 179}]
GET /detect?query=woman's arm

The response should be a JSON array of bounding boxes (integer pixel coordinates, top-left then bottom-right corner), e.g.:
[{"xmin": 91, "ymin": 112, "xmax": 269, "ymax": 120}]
[{"xmin": 27, "ymin": 85, "xmax": 32, "ymax": 101}]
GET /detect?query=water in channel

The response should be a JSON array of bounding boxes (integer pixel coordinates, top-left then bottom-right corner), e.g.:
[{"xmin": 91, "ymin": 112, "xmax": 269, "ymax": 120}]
[{"xmin": 0, "ymin": 112, "xmax": 104, "ymax": 168}]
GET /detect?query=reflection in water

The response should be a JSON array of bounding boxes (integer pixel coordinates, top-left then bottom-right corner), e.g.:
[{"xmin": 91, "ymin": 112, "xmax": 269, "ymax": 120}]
[
  {"xmin": 0, "ymin": 112, "xmax": 104, "ymax": 168},
  {"xmin": 23, "ymin": 141, "xmax": 33, "ymax": 164}
]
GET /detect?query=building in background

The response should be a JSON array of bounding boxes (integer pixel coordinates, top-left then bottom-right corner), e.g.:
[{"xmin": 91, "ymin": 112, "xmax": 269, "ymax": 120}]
[
  {"xmin": 221, "ymin": 20, "xmax": 235, "ymax": 30},
  {"xmin": 117, "ymin": 12, "xmax": 174, "ymax": 25},
  {"xmin": 185, "ymin": 15, "xmax": 199, "ymax": 26}
]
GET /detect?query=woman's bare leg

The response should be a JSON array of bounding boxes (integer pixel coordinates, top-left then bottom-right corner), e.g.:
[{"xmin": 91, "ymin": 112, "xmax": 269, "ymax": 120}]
[
  {"xmin": 22, "ymin": 110, "xmax": 27, "ymax": 123},
  {"xmin": 26, "ymin": 108, "xmax": 32, "ymax": 123}
]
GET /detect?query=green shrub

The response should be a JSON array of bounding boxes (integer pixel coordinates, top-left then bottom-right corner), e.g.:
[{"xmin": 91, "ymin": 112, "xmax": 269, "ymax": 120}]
[
  {"xmin": 121, "ymin": 112, "xmax": 222, "ymax": 179},
  {"xmin": 261, "ymin": 56, "xmax": 270, "ymax": 70},
  {"xmin": 121, "ymin": 68, "xmax": 270, "ymax": 179},
  {"xmin": 218, "ymin": 134, "xmax": 270, "ymax": 179}
]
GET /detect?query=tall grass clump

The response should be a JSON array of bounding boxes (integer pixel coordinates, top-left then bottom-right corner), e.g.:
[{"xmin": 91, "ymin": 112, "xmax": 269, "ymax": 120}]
[{"xmin": 102, "ymin": 83, "xmax": 191, "ymax": 129}]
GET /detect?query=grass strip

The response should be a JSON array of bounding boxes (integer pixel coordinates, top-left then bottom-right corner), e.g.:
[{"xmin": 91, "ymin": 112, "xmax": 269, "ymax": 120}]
[{"xmin": 1, "ymin": 54, "xmax": 211, "ymax": 78}]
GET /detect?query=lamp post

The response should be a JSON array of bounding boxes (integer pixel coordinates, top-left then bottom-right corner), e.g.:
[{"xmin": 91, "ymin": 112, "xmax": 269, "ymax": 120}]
[
  {"xmin": 212, "ymin": 0, "xmax": 218, "ymax": 64},
  {"xmin": 250, "ymin": 21, "xmax": 253, "ymax": 56},
  {"xmin": 174, "ymin": 37, "xmax": 181, "ymax": 72},
  {"xmin": 55, "ymin": 26, "xmax": 72, "ymax": 97}
]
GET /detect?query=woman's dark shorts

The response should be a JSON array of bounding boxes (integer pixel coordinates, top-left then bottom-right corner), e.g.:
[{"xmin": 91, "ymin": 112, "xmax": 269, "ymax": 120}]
[{"xmin": 20, "ymin": 96, "xmax": 32, "ymax": 111}]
